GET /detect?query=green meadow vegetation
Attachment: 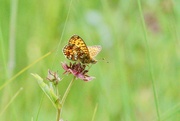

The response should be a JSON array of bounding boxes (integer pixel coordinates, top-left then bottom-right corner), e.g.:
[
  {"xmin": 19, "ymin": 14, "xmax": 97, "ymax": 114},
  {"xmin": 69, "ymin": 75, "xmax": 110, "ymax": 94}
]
[{"xmin": 1, "ymin": 0, "xmax": 180, "ymax": 121}]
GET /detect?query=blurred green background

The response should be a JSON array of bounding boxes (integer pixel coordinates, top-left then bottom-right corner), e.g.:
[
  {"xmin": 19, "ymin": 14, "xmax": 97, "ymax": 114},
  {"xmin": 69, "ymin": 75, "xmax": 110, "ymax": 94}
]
[{"xmin": 1, "ymin": 0, "xmax": 180, "ymax": 121}]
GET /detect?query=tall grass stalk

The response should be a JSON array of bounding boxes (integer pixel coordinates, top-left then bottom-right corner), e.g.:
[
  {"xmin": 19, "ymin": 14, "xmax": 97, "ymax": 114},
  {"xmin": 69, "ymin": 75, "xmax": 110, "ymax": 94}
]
[
  {"xmin": 0, "ymin": 51, "xmax": 52, "ymax": 90},
  {"xmin": 0, "ymin": 87, "xmax": 23, "ymax": 116},
  {"xmin": 35, "ymin": 94, "xmax": 44, "ymax": 121},
  {"xmin": 0, "ymin": 26, "xmax": 8, "ymax": 78},
  {"xmin": 51, "ymin": 0, "xmax": 73, "ymax": 69},
  {"xmin": 8, "ymin": 0, "xmax": 18, "ymax": 77},
  {"xmin": 137, "ymin": 0, "xmax": 160, "ymax": 120},
  {"xmin": 91, "ymin": 103, "xmax": 98, "ymax": 121}
]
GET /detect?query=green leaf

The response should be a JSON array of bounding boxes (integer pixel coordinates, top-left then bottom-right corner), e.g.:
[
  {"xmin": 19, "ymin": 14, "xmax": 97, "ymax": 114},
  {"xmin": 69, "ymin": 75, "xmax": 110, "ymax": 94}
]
[{"xmin": 31, "ymin": 73, "xmax": 61, "ymax": 109}]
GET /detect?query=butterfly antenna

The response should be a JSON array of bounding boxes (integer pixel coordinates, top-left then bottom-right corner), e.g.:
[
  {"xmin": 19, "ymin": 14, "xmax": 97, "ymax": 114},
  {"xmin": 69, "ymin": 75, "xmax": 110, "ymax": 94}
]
[{"xmin": 99, "ymin": 58, "xmax": 109, "ymax": 63}]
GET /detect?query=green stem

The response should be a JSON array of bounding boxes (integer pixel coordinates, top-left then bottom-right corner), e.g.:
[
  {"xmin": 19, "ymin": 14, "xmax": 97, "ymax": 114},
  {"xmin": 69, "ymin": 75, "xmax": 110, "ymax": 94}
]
[
  {"xmin": 57, "ymin": 108, "xmax": 61, "ymax": 121},
  {"xmin": 55, "ymin": 85, "xmax": 59, "ymax": 97},
  {"xmin": 55, "ymin": 83, "xmax": 60, "ymax": 121},
  {"xmin": 137, "ymin": 0, "xmax": 160, "ymax": 120},
  {"xmin": 91, "ymin": 103, "xmax": 98, "ymax": 121},
  {"xmin": 61, "ymin": 76, "xmax": 76, "ymax": 106},
  {"xmin": 36, "ymin": 94, "xmax": 44, "ymax": 121},
  {"xmin": 57, "ymin": 76, "xmax": 75, "ymax": 120},
  {"xmin": 0, "ymin": 87, "xmax": 23, "ymax": 116}
]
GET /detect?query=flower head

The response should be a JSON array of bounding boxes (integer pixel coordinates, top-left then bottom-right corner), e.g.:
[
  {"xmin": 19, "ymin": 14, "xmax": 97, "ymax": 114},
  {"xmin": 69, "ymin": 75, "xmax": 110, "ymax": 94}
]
[
  {"xmin": 61, "ymin": 62, "xmax": 95, "ymax": 81},
  {"xmin": 46, "ymin": 69, "xmax": 61, "ymax": 85}
]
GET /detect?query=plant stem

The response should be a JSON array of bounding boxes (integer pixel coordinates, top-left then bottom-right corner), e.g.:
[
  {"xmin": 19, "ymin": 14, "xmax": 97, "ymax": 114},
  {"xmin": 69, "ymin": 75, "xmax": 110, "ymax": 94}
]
[
  {"xmin": 55, "ymin": 85, "xmax": 59, "ymax": 97},
  {"xmin": 137, "ymin": 0, "xmax": 160, "ymax": 120},
  {"xmin": 8, "ymin": 0, "xmax": 18, "ymax": 77},
  {"xmin": 91, "ymin": 103, "xmax": 98, "ymax": 121},
  {"xmin": 61, "ymin": 76, "xmax": 76, "ymax": 106},
  {"xmin": 55, "ymin": 84, "xmax": 60, "ymax": 121},
  {"xmin": 57, "ymin": 76, "xmax": 75, "ymax": 121},
  {"xmin": 0, "ymin": 87, "xmax": 23, "ymax": 116},
  {"xmin": 57, "ymin": 108, "xmax": 61, "ymax": 121}
]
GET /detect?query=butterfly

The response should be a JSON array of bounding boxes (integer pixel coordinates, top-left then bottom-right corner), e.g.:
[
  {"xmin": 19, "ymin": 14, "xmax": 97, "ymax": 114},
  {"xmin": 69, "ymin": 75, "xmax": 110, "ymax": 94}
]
[{"xmin": 63, "ymin": 35, "xmax": 102, "ymax": 64}]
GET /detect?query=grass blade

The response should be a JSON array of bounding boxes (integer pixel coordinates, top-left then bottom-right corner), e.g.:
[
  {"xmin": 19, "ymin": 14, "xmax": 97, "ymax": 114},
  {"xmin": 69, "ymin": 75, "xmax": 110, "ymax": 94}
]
[{"xmin": 137, "ymin": 0, "xmax": 160, "ymax": 120}]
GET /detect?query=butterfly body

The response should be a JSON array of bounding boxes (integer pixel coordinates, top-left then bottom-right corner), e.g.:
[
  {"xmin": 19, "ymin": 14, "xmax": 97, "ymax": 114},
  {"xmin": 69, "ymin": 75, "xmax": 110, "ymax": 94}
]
[{"xmin": 63, "ymin": 35, "xmax": 101, "ymax": 64}]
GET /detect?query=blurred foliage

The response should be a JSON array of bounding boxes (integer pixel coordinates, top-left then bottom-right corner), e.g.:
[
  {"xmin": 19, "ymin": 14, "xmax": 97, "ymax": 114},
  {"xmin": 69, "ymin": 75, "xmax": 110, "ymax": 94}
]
[{"xmin": 1, "ymin": 0, "xmax": 180, "ymax": 121}]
